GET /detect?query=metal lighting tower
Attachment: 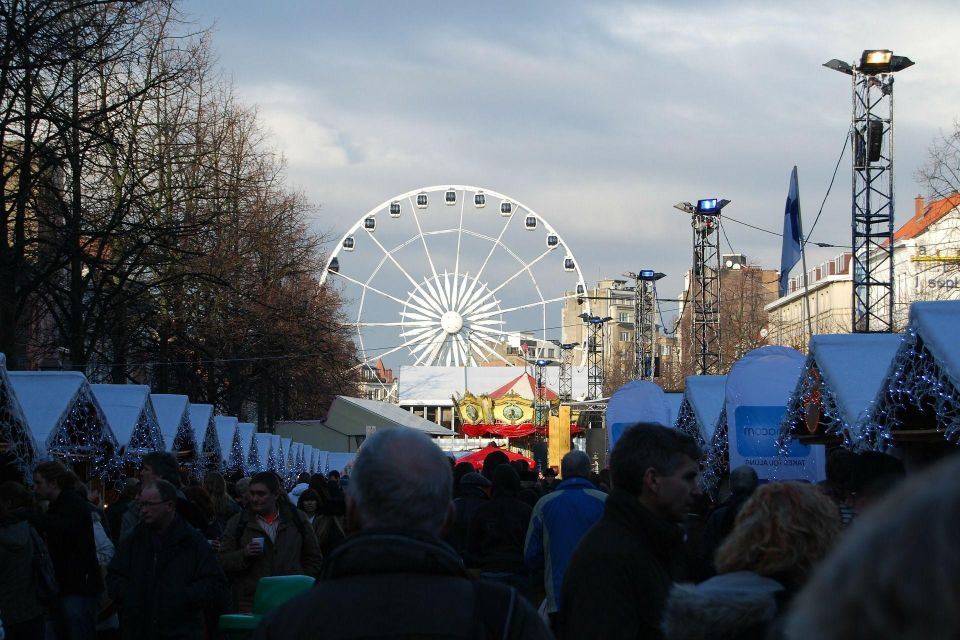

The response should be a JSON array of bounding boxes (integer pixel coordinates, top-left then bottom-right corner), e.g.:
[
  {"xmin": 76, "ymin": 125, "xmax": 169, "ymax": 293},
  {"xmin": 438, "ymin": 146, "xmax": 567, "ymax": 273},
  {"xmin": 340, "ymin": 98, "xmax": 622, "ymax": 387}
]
[
  {"xmin": 624, "ymin": 270, "xmax": 666, "ymax": 379},
  {"xmin": 825, "ymin": 50, "xmax": 913, "ymax": 332},
  {"xmin": 675, "ymin": 199, "xmax": 730, "ymax": 375},
  {"xmin": 579, "ymin": 313, "xmax": 612, "ymax": 399},
  {"xmin": 532, "ymin": 358, "xmax": 553, "ymax": 432},
  {"xmin": 553, "ymin": 341, "xmax": 578, "ymax": 401}
]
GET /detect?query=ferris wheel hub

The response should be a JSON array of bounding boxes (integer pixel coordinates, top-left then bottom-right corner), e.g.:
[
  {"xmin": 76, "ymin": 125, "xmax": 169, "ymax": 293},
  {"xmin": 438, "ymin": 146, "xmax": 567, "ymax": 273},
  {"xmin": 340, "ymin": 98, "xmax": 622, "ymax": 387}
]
[{"xmin": 440, "ymin": 311, "xmax": 464, "ymax": 335}]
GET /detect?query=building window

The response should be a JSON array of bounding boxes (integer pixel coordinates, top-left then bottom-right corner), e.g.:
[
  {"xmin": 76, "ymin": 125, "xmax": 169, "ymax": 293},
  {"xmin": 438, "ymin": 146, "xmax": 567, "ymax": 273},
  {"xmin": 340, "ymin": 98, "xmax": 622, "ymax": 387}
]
[
  {"xmin": 620, "ymin": 331, "xmax": 631, "ymax": 342},
  {"xmin": 619, "ymin": 312, "xmax": 630, "ymax": 323},
  {"xmin": 660, "ymin": 344, "xmax": 672, "ymax": 356}
]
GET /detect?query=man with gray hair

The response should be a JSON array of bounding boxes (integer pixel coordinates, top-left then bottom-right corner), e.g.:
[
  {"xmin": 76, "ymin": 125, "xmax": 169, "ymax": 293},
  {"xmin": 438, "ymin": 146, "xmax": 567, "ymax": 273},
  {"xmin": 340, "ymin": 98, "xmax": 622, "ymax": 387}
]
[
  {"xmin": 255, "ymin": 428, "xmax": 551, "ymax": 639},
  {"xmin": 524, "ymin": 449, "xmax": 607, "ymax": 621}
]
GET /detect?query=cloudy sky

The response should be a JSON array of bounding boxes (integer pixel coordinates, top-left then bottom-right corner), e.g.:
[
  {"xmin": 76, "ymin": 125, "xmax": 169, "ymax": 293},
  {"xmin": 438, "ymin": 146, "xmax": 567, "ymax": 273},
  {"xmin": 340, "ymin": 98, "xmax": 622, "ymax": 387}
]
[{"xmin": 189, "ymin": 0, "xmax": 959, "ymax": 364}]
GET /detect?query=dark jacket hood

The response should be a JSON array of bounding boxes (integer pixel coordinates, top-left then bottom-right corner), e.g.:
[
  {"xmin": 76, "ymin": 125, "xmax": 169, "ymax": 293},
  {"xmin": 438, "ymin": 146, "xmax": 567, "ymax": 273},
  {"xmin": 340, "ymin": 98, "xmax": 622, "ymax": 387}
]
[
  {"xmin": 662, "ymin": 571, "xmax": 785, "ymax": 640},
  {"xmin": 323, "ymin": 529, "xmax": 467, "ymax": 580}
]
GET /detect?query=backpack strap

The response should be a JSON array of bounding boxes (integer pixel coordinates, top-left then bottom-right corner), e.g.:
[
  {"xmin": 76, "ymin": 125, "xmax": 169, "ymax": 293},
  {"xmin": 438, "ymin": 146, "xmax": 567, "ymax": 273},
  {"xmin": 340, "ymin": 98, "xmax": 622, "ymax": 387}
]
[{"xmin": 471, "ymin": 580, "xmax": 517, "ymax": 640}]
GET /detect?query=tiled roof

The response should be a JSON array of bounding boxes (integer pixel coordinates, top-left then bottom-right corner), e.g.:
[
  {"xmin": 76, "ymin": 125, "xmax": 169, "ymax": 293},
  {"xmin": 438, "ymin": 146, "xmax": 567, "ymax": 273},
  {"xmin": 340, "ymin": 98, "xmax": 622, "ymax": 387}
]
[{"xmin": 895, "ymin": 194, "xmax": 960, "ymax": 241}]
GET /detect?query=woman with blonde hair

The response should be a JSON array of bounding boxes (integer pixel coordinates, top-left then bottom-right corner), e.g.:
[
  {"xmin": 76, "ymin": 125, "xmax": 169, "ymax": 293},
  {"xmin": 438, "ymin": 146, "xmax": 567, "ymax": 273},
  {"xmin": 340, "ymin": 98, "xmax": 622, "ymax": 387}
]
[
  {"xmin": 204, "ymin": 471, "xmax": 240, "ymax": 531},
  {"xmin": 662, "ymin": 481, "xmax": 840, "ymax": 640}
]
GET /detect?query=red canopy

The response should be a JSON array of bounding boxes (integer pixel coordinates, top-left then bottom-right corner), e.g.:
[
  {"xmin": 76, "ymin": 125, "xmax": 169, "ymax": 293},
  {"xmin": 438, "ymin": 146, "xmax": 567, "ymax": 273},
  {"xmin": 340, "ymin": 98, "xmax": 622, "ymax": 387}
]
[
  {"xmin": 458, "ymin": 445, "xmax": 535, "ymax": 471},
  {"xmin": 461, "ymin": 423, "xmax": 583, "ymax": 438}
]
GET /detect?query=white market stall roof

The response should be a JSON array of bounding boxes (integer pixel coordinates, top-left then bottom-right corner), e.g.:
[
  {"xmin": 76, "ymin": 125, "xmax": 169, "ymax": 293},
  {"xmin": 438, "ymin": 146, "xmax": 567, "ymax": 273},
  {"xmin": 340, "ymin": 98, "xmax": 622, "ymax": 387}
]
[
  {"xmin": 909, "ymin": 301, "xmax": 960, "ymax": 389},
  {"xmin": 398, "ymin": 366, "xmax": 589, "ymax": 406},
  {"xmin": 326, "ymin": 452, "xmax": 355, "ymax": 474},
  {"xmin": 236, "ymin": 422, "xmax": 256, "ymax": 471},
  {"xmin": 189, "ymin": 404, "xmax": 220, "ymax": 468},
  {"xmin": 250, "ymin": 433, "xmax": 273, "ymax": 473},
  {"xmin": 0, "ymin": 354, "xmax": 38, "ymax": 478},
  {"xmin": 270, "ymin": 434, "xmax": 283, "ymax": 473},
  {"xmin": 150, "ymin": 394, "xmax": 191, "ymax": 453},
  {"xmin": 302, "ymin": 444, "xmax": 314, "ymax": 473},
  {"xmin": 90, "ymin": 384, "xmax": 164, "ymax": 456},
  {"xmin": 781, "ymin": 334, "xmax": 902, "ymax": 445},
  {"xmin": 327, "ymin": 396, "xmax": 454, "ymax": 436},
  {"xmin": 280, "ymin": 437, "xmax": 293, "ymax": 469},
  {"xmin": 664, "ymin": 393, "xmax": 683, "ymax": 426},
  {"xmin": 676, "ymin": 375, "xmax": 727, "ymax": 446},
  {"xmin": 862, "ymin": 301, "xmax": 960, "ymax": 445},
  {"xmin": 215, "ymin": 416, "xmax": 239, "ymax": 471},
  {"xmin": 9, "ymin": 371, "xmax": 118, "ymax": 472}
]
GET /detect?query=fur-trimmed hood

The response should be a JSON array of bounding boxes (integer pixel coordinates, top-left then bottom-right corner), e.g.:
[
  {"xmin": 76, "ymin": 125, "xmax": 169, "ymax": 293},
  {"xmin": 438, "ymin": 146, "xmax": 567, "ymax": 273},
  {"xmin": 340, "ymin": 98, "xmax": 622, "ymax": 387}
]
[{"xmin": 662, "ymin": 571, "xmax": 785, "ymax": 640}]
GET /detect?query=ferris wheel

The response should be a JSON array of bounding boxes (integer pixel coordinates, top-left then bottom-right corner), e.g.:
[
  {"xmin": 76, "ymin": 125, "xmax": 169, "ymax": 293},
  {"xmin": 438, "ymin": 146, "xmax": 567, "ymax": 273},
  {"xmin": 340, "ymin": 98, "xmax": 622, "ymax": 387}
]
[{"xmin": 321, "ymin": 185, "xmax": 590, "ymax": 369}]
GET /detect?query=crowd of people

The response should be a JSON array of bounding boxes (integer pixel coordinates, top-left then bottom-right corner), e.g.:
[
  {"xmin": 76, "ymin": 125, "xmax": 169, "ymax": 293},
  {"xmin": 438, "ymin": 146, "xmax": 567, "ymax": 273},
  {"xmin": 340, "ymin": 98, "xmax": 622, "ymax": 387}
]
[{"xmin": 0, "ymin": 424, "xmax": 957, "ymax": 639}]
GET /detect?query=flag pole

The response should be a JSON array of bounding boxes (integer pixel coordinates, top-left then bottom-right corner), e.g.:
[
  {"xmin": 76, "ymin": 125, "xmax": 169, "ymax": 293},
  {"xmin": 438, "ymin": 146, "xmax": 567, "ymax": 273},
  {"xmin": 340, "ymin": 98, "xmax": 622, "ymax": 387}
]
[{"xmin": 795, "ymin": 170, "xmax": 815, "ymax": 342}]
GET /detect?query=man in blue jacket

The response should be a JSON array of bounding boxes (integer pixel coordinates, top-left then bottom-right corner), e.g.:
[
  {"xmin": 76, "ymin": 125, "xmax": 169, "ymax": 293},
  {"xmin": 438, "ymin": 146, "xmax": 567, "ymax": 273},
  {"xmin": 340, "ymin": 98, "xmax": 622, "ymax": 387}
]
[{"xmin": 524, "ymin": 450, "xmax": 606, "ymax": 617}]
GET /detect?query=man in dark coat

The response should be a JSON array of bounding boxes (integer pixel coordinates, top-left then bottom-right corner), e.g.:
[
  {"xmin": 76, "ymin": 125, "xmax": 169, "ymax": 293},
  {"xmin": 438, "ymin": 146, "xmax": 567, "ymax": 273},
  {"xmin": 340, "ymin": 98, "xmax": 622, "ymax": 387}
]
[
  {"xmin": 254, "ymin": 428, "xmax": 551, "ymax": 640},
  {"xmin": 465, "ymin": 464, "xmax": 533, "ymax": 599},
  {"xmin": 107, "ymin": 479, "xmax": 227, "ymax": 640},
  {"xmin": 558, "ymin": 424, "xmax": 702, "ymax": 640},
  {"xmin": 30, "ymin": 461, "xmax": 104, "ymax": 640},
  {"xmin": 119, "ymin": 452, "xmax": 207, "ymax": 541}
]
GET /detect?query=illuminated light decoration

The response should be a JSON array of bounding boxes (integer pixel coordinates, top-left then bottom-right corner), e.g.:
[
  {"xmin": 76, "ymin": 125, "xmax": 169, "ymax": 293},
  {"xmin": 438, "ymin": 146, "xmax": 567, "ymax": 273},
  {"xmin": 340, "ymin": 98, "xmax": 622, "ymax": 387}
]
[
  {"xmin": 674, "ymin": 399, "xmax": 701, "ymax": 444},
  {"xmin": 267, "ymin": 434, "xmax": 282, "ymax": 474},
  {"xmin": 280, "ymin": 437, "xmax": 293, "ymax": 482},
  {"xmin": 249, "ymin": 433, "xmax": 273, "ymax": 474},
  {"xmin": 699, "ymin": 408, "xmax": 728, "ymax": 493},
  {"xmin": 235, "ymin": 423, "xmax": 256, "ymax": 476},
  {"xmin": 10, "ymin": 371, "xmax": 121, "ymax": 480},
  {"xmin": 151, "ymin": 394, "xmax": 195, "ymax": 468},
  {"xmin": 189, "ymin": 404, "xmax": 222, "ymax": 472},
  {"xmin": 214, "ymin": 416, "xmax": 241, "ymax": 474},
  {"xmin": 0, "ymin": 355, "xmax": 40, "ymax": 482},
  {"xmin": 90, "ymin": 385, "xmax": 165, "ymax": 470},
  {"xmin": 776, "ymin": 334, "xmax": 902, "ymax": 453},
  {"xmin": 860, "ymin": 301, "xmax": 960, "ymax": 449}
]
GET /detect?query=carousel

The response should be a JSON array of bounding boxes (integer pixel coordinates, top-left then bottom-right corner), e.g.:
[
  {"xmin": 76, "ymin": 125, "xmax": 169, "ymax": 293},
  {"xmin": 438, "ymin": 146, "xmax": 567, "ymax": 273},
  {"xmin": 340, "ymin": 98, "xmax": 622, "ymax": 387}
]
[{"xmin": 453, "ymin": 371, "xmax": 580, "ymax": 438}]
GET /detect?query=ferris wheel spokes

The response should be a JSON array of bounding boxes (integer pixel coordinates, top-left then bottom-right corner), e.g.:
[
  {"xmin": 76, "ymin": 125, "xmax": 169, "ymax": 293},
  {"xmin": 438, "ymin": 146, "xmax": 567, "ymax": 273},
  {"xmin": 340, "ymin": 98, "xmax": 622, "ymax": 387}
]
[
  {"xmin": 329, "ymin": 270, "xmax": 440, "ymax": 320},
  {"xmin": 407, "ymin": 195, "xmax": 442, "ymax": 286},
  {"xmin": 364, "ymin": 232, "xmax": 448, "ymax": 315}
]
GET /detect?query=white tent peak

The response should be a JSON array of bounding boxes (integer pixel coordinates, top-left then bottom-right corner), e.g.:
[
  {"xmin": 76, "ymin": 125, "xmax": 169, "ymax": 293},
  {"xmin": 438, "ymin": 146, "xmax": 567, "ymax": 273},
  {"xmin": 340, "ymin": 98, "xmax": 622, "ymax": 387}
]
[
  {"xmin": 90, "ymin": 384, "xmax": 160, "ymax": 449},
  {"xmin": 909, "ymin": 301, "xmax": 960, "ymax": 390},
  {"xmin": 10, "ymin": 371, "xmax": 89, "ymax": 448},
  {"xmin": 150, "ymin": 394, "xmax": 190, "ymax": 451},
  {"xmin": 809, "ymin": 333, "xmax": 902, "ymax": 426}
]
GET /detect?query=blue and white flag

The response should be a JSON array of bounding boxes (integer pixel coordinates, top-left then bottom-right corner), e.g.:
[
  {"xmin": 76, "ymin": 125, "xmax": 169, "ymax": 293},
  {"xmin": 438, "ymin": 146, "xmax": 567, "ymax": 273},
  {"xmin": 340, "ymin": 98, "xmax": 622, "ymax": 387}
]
[{"xmin": 779, "ymin": 166, "xmax": 802, "ymax": 298}]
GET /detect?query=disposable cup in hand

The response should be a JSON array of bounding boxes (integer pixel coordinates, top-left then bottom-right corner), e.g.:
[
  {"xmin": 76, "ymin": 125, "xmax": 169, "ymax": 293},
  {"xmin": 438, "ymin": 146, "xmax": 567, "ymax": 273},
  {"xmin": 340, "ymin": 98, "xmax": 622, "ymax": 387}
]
[{"xmin": 251, "ymin": 537, "xmax": 265, "ymax": 553}]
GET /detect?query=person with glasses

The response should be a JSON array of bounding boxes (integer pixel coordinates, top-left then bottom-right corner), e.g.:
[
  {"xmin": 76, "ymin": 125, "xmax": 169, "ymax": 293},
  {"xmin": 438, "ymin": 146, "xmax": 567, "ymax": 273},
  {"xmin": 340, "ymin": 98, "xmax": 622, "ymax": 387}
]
[{"xmin": 106, "ymin": 480, "xmax": 227, "ymax": 640}]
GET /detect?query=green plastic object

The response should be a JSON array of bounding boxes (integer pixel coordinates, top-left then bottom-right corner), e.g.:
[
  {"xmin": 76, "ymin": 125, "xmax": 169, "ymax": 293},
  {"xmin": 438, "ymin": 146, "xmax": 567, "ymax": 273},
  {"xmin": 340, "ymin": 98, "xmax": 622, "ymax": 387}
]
[{"xmin": 219, "ymin": 575, "xmax": 316, "ymax": 632}]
